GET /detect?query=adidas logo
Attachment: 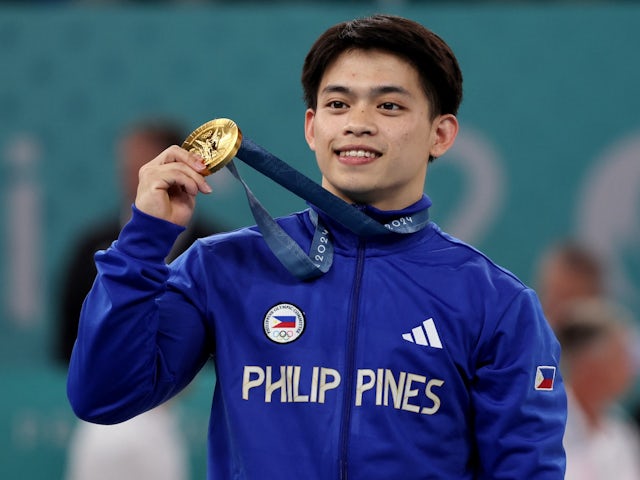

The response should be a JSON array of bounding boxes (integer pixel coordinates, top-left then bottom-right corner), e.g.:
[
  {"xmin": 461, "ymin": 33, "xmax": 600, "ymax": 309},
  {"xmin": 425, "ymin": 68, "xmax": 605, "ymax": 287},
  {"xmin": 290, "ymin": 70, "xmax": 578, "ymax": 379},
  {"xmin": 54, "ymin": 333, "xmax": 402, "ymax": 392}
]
[{"xmin": 402, "ymin": 318, "xmax": 443, "ymax": 348}]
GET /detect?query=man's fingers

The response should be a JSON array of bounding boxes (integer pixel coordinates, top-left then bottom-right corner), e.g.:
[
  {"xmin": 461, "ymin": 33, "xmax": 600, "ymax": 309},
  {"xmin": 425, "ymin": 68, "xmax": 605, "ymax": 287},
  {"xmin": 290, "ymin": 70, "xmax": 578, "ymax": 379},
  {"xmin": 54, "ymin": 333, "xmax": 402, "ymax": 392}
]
[
  {"xmin": 150, "ymin": 145, "xmax": 208, "ymax": 174},
  {"xmin": 140, "ymin": 147, "xmax": 212, "ymax": 193},
  {"xmin": 151, "ymin": 162, "xmax": 213, "ymax": 196}
]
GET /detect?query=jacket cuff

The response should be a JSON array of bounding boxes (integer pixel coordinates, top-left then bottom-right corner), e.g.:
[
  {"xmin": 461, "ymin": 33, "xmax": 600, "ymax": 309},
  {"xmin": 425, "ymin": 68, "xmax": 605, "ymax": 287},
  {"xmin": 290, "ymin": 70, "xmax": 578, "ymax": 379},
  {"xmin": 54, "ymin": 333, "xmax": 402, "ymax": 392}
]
[{"xmin": 115, "ymin": 204, "xmax": 186, "ymax": 262}]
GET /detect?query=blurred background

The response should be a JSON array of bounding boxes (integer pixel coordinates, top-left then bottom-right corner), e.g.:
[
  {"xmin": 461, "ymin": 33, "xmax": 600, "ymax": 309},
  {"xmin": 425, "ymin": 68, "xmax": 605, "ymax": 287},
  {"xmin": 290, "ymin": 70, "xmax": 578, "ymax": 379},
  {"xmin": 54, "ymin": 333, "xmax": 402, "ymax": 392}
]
[{"xmin": 1, "ymin": 0, "xmax": 639, "ymax": 478}]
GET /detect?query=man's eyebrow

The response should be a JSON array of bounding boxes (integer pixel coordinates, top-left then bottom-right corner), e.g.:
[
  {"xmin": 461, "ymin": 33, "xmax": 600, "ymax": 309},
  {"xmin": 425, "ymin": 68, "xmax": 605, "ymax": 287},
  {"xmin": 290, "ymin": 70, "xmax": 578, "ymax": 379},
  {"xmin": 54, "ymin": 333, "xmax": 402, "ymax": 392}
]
[
  {"xmin": 320, "ymin": 84, "xmax": 412, "ymax": 97},
  {"xmin": 371, "ymin": 85, "xmax": 412, "ymax": 97},
  {"xmin": 320, "ymin": 84, "xmax": 351, "ymax": 96}
]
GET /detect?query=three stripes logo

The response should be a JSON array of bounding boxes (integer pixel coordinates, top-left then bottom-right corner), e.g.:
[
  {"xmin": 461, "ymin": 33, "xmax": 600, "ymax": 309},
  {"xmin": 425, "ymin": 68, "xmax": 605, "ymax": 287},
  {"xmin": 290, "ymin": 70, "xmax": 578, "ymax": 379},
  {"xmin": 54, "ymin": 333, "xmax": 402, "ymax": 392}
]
[{"xmin": 402, "ymin": 318, "xmax": 443, "ymax": 349}]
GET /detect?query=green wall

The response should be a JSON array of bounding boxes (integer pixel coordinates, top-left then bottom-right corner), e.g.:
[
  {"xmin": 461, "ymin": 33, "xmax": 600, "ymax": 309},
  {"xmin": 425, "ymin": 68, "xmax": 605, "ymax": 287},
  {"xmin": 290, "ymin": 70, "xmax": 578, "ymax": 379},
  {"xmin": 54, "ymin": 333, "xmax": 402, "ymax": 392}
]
[{"xmin": 1, "ymin": 3, "xmax": 639, "ymax": 478}]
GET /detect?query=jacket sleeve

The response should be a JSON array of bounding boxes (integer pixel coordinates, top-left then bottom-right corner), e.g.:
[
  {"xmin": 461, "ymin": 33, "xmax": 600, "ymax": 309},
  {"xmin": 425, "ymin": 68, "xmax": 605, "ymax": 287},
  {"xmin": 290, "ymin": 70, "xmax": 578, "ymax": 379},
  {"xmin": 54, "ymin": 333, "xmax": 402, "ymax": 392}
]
[
  {"xmin": 67, "ymin": 206, "xmax": 212, "ymax": 424},
  {"xmin": 472, "ymin": 287, "xmax": 567, "ymax": 479}
]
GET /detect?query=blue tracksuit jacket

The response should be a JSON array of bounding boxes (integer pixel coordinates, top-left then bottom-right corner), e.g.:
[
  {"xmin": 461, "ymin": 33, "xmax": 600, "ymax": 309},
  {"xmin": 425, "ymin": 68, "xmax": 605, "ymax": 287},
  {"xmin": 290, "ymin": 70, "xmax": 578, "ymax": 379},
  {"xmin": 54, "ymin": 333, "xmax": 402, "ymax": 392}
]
[{"xmin": 67, "ymin": 195, "xmax": 567, "ymax": 479}]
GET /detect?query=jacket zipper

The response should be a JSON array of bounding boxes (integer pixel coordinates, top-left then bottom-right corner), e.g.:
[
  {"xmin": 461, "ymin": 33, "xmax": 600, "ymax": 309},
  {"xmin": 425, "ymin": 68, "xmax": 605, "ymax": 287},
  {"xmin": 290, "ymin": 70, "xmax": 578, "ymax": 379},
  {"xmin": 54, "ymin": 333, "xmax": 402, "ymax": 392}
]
[{"xmin": 339, "ymin": 238, "xmax": 366, "ymax": 480}]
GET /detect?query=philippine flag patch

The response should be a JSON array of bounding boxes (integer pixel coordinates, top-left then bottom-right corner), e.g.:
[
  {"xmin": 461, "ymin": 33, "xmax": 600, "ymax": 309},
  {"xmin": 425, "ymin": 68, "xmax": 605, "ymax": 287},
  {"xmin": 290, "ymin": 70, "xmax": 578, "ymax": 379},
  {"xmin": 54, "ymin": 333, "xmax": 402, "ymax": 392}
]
[{"xmin": 534, "ymin": 366, "xmax": 556, "ymax": 391}]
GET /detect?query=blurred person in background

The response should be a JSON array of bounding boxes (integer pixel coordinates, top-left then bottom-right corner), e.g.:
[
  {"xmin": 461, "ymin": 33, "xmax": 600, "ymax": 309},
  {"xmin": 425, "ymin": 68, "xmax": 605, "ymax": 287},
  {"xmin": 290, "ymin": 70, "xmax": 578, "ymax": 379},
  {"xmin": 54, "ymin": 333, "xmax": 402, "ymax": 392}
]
[
  {"xmin": 555, "ymin": 298, "xmax": 640, "ymax": 480},
  {"xmin": 535, "ymin": 239, "xmax": 606, "ymax": 329},
  {"xmin": 55, "ymin": 118, "xmax": 225, "ymax": 363},
  {"xmin": 58, "ymin": 119, "xmax": 226, "ymax": 480}
]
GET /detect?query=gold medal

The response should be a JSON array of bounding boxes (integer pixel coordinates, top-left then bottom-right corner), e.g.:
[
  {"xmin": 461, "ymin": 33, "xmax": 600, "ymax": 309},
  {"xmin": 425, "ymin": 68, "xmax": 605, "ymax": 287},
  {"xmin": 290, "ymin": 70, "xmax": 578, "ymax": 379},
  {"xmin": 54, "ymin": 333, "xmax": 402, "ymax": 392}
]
[{"xmin": 182, "ymin": 118, "xmax": 242, "ymax": 175}]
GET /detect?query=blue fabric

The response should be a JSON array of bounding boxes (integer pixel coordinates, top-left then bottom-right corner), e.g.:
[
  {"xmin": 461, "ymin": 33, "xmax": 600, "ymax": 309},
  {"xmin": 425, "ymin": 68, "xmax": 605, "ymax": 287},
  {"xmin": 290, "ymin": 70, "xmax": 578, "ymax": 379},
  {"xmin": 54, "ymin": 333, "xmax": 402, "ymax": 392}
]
[{"xmin": 67, "ymin": 200, "xmax": 567, "ymax": 479}]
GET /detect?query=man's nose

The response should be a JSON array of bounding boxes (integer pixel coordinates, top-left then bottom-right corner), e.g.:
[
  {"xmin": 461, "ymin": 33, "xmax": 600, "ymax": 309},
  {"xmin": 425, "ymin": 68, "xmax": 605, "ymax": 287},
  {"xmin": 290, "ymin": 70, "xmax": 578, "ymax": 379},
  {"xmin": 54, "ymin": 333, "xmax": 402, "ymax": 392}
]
[{"xmin": 343, "ymin": 107, "xmax": 377, "ymax": 136}]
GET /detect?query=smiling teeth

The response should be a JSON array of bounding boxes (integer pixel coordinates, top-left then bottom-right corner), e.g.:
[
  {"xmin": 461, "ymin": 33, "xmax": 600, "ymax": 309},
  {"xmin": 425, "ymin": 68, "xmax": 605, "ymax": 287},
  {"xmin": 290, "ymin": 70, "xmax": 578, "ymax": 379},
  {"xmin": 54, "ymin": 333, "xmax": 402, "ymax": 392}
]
[{"xmin": 341, "ymin": 150, "xmax": 377, "ymax": 158}]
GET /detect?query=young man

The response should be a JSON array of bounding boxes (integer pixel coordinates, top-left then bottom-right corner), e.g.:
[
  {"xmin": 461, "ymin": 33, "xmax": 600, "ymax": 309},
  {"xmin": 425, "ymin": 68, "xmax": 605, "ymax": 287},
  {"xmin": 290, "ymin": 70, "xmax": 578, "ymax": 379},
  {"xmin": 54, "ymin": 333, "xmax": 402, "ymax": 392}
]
[{"xmin": 68, "ymin": 15, "xmax": 567, "ymax": 479}]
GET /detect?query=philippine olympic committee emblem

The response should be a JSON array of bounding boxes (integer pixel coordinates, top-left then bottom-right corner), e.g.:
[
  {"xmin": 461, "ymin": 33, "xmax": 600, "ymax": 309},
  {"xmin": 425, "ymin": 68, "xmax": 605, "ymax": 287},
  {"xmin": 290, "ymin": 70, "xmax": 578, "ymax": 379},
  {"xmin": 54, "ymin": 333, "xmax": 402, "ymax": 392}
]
[{"xmin": 263, "ymin": 303, "xmax": 306, "ymax": 344}]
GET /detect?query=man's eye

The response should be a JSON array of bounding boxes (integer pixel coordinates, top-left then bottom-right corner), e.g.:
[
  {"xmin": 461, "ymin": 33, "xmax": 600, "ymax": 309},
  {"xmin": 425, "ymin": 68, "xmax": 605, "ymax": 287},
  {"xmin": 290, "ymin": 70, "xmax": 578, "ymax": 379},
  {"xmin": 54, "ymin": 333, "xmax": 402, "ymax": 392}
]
[
  {"xmin": 379, "ymin": 102, "xmax": 400, "ymax": 111},
  {"xmin": 328, "ymin": 101, "xmax": 347, "ymax": 109}
]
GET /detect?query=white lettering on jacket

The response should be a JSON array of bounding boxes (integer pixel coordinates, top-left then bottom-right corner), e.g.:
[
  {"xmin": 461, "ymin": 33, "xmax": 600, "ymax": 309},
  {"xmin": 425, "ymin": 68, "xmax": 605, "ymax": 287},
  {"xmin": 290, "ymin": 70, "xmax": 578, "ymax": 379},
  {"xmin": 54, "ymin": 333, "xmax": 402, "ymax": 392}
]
[{"xmin": 242, "ymin": 365, "xmax": 444, "ymax": 415}]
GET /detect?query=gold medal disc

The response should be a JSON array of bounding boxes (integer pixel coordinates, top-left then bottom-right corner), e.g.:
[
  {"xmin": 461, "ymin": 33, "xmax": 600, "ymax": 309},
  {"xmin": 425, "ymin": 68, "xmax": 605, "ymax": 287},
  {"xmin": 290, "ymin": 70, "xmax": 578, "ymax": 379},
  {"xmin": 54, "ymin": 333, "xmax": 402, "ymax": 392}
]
[{"xmin": 182, "ymin": 118, "xmax": 242, "ymax": 175}]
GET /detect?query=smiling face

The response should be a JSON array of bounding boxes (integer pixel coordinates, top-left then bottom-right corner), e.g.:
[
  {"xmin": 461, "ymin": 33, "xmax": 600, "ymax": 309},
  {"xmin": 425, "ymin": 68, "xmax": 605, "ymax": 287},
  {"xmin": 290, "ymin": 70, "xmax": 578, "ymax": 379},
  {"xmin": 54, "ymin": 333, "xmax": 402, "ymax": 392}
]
[{"xmin": 304, "ymin": 49, "xmax": 458, "ymax": 211}]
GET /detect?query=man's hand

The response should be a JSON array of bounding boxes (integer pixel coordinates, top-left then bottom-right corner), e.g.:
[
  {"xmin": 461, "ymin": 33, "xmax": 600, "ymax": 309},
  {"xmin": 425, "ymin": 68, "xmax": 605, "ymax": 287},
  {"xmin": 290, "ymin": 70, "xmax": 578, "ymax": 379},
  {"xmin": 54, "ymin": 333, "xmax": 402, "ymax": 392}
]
[{"xmin": 134, "ymin": 145, "xmax": 212, "ymax": 226}]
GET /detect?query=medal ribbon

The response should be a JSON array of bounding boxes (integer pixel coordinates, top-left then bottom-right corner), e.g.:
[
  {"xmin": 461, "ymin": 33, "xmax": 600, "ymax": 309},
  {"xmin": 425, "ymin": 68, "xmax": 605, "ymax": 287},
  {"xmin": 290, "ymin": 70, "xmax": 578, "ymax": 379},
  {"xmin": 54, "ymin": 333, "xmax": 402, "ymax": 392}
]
[
  {"xmin": 227, "ymin": 161, "xmax": 333, "ymax": 280},
  {"xmin": 236, "ymin": 138, "xmax": 391, "ymax": 236},
  {"xmin": 225, "ymin": 138, "xmax": 431, "ymax": 280}
]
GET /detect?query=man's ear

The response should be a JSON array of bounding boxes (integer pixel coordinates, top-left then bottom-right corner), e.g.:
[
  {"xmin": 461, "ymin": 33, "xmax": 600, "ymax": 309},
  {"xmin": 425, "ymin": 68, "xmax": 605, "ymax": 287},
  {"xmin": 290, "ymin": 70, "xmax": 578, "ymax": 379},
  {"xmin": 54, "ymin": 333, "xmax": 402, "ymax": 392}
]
[
  {"xmin": 304, "ymin": 109, "xmax": 317, "ymax": 151},
  {"xmin": 429, "ymin": 114, "xmax": 459, "ymax": 159}
]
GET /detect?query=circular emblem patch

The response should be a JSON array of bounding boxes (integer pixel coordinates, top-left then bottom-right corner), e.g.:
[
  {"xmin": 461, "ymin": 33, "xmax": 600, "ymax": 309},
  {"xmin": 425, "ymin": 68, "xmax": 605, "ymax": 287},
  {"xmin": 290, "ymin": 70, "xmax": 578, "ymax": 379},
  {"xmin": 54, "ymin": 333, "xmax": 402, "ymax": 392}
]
[{"xmin": 263, "ymin": 303, "xmax": 306, "ymax": 344}]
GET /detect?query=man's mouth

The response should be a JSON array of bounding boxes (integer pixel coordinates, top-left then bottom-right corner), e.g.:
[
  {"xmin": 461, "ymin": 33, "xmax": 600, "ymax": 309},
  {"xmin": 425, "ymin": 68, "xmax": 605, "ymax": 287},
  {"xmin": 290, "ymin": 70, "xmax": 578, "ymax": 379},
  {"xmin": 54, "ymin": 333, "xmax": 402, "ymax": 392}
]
[{"xmin": 336, "ymin": 149, "xmax": 380, "ymax": 159}]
